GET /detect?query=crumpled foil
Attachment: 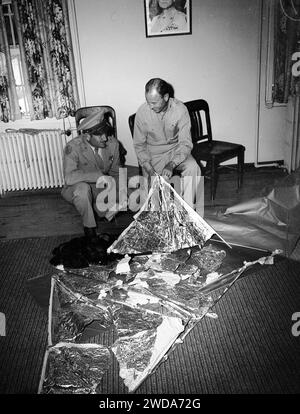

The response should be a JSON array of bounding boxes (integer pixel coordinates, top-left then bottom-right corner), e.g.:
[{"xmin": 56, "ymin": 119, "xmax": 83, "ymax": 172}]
[
  {"xmin": 40, "ymin": 343, "xmax": 111, "ymax": 394},
  {"xmin": 108, "ymin": 176, "xmax": 216, "ymax": 254},
  {"xmin": 63, "ymin": 264, "xmax": 115, "ymax": 282},
  {"xmin": 42, "ymin": 244, "xmax": 281, "ymax": 393},
  {"xmin": 50, "ymin": 277, "xmax": 113, "ymax": 345},
  {"xmin": 111, "ymin": 315, "xmax": 184, "ymax": 393},
  {"xmin": 112, "ymin": 305, "xmax": 163, "ymax": 338},
  {"xmin": 205, "ymin": 168, "xmax": 300, "ymax": 255}
]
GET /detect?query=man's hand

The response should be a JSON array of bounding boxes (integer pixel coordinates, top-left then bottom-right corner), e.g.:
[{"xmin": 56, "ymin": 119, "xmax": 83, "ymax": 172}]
[
  {"xmin": 143, "ymin": 161, "xmax": 156, "ymax": 176},
  {"xmin": 162, "ymin": 161, "xmax": 175, "ymax": 180}
]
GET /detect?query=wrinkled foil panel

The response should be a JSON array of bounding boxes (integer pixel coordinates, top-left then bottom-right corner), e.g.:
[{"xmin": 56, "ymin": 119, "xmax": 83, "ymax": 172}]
[
  {"xmin": 186, "ymin": 245, "xmax": 226, "ymax": 276},
  {"xmin": 111, "ymin": 316, "xmax": 184, "ymax": 392},
  {"xmin": 108, "ymin": 176, "xmax": 215, "ymax": 254},
  {"xmin": 40, "ymin": 343, "xmax": 111, "ymax": 394},
  {"xmin": 63, "ymin": 264, "xmax": 115, "ymax": 282},
  {"xmin": 112, "ymin": 305, "xmax": 163, "ymax": 338},
  {"xmin": 58, "ymin": 273, "xmax": 105, "ymax": 296},
  {"xmin": 112, "ymin": 329, "xmax": 157, "ymax": 374},
  {"xmin": 51, "ymin": 278, "xmax": 113, "ymax": 344}
]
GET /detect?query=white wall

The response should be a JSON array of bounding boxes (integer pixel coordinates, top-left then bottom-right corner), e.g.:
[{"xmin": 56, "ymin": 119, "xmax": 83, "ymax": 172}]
[
  {"xmin": 74, "ymin": 0, "xmax": 263, "ymax": 166},
  {"xmin": 0, "ymin": 0, "xmax": 285, "ymax": 167}
]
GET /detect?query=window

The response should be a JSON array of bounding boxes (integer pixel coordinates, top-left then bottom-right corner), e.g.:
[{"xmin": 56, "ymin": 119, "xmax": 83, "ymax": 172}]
[
  {"xmin": 0, "ymin": 0, "xmax": 80, "ymax": 122},
  {"xmin": 2, "ymin": 0, "xmax": 30, "ymax": 118}
]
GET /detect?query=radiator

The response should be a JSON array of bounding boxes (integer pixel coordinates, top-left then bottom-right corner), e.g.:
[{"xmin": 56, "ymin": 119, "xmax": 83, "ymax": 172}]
[{"xmin": 0, "ymin": 129, "xmax": 71, "ymax": 193}]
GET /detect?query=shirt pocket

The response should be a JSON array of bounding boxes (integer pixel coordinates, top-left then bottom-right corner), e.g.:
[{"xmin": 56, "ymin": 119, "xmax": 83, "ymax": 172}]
[{"xmin": 165, "ymin": 121, "xmax": 179, "ymax": 144}]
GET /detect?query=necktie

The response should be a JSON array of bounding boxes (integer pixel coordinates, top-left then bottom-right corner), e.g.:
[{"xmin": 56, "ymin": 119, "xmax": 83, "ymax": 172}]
[
  {"xmin": 95, "ymin": 147, "xmax": 110, "ymax": 174},
  {"xmin": 93, "ymin": 147, "xmax": 103, "ymax": 166}
]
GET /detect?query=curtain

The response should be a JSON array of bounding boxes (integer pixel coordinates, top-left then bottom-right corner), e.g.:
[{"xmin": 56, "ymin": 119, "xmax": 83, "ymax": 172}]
[
  {"xmin": 0, "ymin": 7, "xmax": 22, "ymax": 122},
  {"xmin": 0, "ymin": 52, "xmax": 11, "ymax": 123},
  {"xmin": 0, "ymin": 0, "xmax": 79, "ymax": 122},
  {"xmin": 273, "ymin": 0, "xmax": 300, "ymax": 103}
]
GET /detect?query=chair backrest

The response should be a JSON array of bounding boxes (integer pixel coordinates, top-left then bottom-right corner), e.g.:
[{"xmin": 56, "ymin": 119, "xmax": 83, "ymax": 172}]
[
  {"xmin": 128, "ymin": 113, "xmax": 136, "ymax": 137},
  {"xmin": 75, "ymin": 105, "xmax": 117, "ymax": 137},
  {"xmin": 128, "ymin": 113, "xmax": 143, "ymax": 174},
  {"xmin": 184, "ymin": 99, "xmax": 212, "ymax": 144}
]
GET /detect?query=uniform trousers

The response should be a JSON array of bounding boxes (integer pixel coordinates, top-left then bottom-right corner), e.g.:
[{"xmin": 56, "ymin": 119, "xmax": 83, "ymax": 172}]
[
  {"xmin": 62, "ymin": 182, "xmax": 105, "ymax": 228},
  {"xmin": 62, "ymin": 173, "xmax": 125, "ymax": 228}
]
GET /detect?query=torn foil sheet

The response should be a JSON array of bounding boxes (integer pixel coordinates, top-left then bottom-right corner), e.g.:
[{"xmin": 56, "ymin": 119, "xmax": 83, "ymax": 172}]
[
  {"xmin": 122, "ymin": 245, "xmax": 226, "ymax": 278},
  {"xmin": 49, "ymin": 277, "xmax": 113, "ymax": 345},
  {"xmin": 112, "ymin": 316, "xmax": 184, "ymax": 393},
  {"xmin": 112, "ymin": 305, "xmax": 164, "ymax": 338},
  {"xmin": 186, "ymin": 245, "xmax": 226, "ymax": 276},
  {"xmin": 57, "ymin": 273, "xmax": 105, "ymax": 296},
  {"xmin": 135, "ymin": 273, "xmax": 214, "ymax": 316},
  {"xmin": 63, "ymin": 264, "xmax": 115, "ymax": 282},
  {"xmin": 43, "ymin": 240, "xmax": 282, "ymax": 393},
  {"xmin": 108, "ymin": 175, "xmax": 217, "ymax": 254},
  {"xmin": 205, "ymin": 168, "xmax": 300, "ymax": 255},
  {"xmin": 98, "ymin": 281, "xmax": 191, "ymax": 321},
  {"xmin": 39, "ymin": 343, "xmax": 111, "ymax": 394}
]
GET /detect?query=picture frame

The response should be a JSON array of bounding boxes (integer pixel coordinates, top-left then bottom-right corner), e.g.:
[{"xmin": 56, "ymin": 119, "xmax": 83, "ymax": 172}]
[{"xmin": 144, "ymin": 0, "xmax": 192, "ymax": 38}]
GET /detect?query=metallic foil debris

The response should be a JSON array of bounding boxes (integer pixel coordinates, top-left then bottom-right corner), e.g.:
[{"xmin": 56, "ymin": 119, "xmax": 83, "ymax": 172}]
[{"xmin": 40, "ymin": 343, "xmax": 111, "ymax": 394}]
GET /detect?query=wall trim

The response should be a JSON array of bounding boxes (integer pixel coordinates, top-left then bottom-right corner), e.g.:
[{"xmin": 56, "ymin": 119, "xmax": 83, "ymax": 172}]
[
  {"xmin": 265, "ymin": 0, "xmax": 275, "ymax": 108},
  {"xmin": 67, "ymin": 0, "xmax": 86, "ymax": 107}
]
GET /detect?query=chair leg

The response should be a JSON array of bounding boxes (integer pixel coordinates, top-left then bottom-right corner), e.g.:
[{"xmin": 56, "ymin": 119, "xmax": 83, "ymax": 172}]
[
  {"xmin": 210, "ymin": 159, "xmax": 218, "ymax": 203},
  {"xmin": 237, "ymin": 150, "xmax": 245, "ymax": 188}
]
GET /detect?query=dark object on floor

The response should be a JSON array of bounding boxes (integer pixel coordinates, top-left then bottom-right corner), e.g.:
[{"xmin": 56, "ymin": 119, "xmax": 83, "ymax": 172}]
[
  {"xmin": 84, "ymin": 226, "xmax": 98, "ymax": 244},
  {"xmin": 49, "ymin": 233, "xmax": 119, "ymax": 268}
]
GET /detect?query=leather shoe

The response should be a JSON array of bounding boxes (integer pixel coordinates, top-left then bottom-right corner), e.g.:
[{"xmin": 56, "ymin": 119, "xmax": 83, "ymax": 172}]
[{"xmin": 84, "ymin": 226, "xmax": 98, "ymax": 244}]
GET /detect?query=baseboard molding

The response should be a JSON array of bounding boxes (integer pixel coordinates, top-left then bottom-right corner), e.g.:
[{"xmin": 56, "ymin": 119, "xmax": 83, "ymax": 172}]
[
  {"xmin": 254, "ymin": 160, "xmax": 284, "ymax": 166},
  {"xmin": 220, "ymin": 161, "xmax": 284, "ymax": 170}
]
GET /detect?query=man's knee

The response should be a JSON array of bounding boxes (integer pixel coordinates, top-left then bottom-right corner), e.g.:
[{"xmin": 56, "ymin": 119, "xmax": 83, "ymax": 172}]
[
  {"xmin": 183, "ymin": 158, "xmax": 201, "ymax": 176},
  {"xmin": 178, "ymin": 156, "xmax": 201, "ymax": 177},
  {"xmin": 72, "ymin": 182, "xmax": 92, "ymax": 203}
]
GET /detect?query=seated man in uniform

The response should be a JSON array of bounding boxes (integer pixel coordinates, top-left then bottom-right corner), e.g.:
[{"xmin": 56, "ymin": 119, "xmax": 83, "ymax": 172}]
[
  {"xmin": 133, "ymin": 77, "xmax": 204, "ymax": 216},
  {"xmin": 61, "ymin": 109, "xmax": 125, "ymax": 244}
]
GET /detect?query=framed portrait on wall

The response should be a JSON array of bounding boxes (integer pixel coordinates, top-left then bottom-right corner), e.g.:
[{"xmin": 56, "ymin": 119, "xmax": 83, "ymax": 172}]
[{"xmin": 144, "ymin": 0, "xmax": 192, "ymax": 38}]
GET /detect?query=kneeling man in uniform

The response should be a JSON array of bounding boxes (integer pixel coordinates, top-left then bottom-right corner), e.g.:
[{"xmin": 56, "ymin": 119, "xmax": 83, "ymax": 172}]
[{"xmin": 61, "ymin": 109, "xmax": 124, "ymax": 243}]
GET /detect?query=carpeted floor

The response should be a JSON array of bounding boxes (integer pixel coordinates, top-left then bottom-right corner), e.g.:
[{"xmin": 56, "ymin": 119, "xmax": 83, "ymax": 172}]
[
  {"xmin": 0, "ymin": 236, "xmax": 69, "ymax": 394},
  {"xmin": 0, "ymin": 236, "xmax": 299, "ymax": 394}
]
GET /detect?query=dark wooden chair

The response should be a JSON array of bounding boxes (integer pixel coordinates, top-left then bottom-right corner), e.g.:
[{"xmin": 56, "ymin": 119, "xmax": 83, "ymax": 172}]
[
  {"xmin": 128, "ymin": 113, "xmax": 143, "ymax": 175},
  {"xmin": 128, "ymin": 113, "xmax": 135, "ymax": 139},
  {"xmin": 185, "ymin": 99, "xmax": 245, "ymax": 203}
]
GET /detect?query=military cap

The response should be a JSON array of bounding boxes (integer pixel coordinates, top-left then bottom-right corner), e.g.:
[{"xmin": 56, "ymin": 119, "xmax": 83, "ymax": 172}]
[{"xmin": 78, "ymin": 108, "xmax": 108, "ymax": 132}]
